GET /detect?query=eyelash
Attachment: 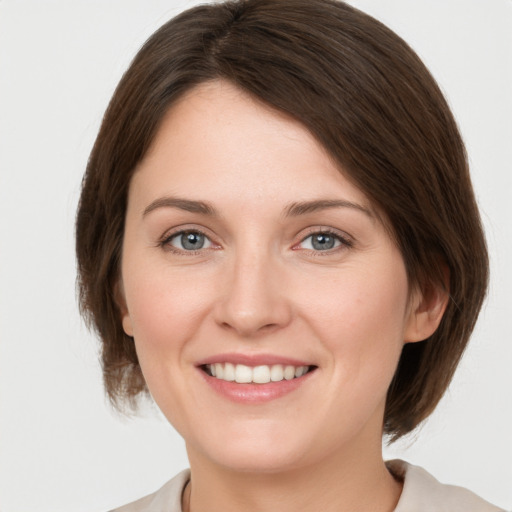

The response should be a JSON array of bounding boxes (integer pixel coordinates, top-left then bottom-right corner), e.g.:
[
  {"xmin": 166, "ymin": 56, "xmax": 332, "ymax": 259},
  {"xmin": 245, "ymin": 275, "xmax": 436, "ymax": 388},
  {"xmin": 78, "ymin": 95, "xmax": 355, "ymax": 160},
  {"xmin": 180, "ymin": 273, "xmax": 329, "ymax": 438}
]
[
  {"xmin": 159, "ymin": 228, "xmax": 353, "ymax": 255},
  {"xmin": 159, "ymin": 228, "xmax": 214, "ymax": 255},
  {"xmin": 295, "ymin": 228, "xmax": 353, "ymax": 255}
]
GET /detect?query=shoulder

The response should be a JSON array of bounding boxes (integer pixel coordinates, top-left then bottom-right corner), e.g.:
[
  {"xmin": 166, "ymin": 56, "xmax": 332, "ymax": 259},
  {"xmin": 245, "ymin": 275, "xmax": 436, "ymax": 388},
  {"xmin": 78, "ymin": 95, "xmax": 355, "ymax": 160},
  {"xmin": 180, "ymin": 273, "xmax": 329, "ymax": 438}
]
[
  {"xmin": 109, "ymin": 469, "xmax": 190, "ymax": 512},
  {"xmin": 388, "ymin": 460, "xmax": 506, "ymax": 512}
]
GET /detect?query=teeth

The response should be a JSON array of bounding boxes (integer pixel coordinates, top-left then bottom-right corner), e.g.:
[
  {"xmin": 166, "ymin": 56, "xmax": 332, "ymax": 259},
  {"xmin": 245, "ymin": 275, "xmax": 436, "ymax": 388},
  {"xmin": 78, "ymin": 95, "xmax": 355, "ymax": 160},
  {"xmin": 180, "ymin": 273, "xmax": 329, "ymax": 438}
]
[
  {"xmin": 270, "ymin": 364, "xmax": 284, "ymax": 381},
  {"xmin": 284, "ymin": 365, "xmax": 295, "ymax": 380},
  {"xmin": 235, "ymin": 364, "xmax": 252, "ymax": 383},
  {"xmin": 206, "ymin": 363, "xmax": 310, "ymax": 384},
  {"xmin": 253, "ymin": 365, "xmax": 271, "ymax": 384},
  {"xmin": 224, "ymin": 362, "xmax": 235, "ymax": 381}
]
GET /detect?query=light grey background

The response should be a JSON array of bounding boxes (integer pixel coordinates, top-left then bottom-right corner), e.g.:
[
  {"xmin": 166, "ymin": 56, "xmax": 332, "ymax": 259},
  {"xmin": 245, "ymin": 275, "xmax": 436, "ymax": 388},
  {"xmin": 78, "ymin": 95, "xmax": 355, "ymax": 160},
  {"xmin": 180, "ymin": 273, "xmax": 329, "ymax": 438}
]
[{"xmin": 0, "ymin": 1, "xmax": 510, "ymax": 511}]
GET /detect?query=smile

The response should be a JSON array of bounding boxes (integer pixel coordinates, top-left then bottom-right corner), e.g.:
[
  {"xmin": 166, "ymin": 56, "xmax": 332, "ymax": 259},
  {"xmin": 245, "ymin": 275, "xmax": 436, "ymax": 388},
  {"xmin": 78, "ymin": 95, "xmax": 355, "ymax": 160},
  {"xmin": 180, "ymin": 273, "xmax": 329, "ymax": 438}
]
[{"xmin": 204, "ymin": 363, "xmax": 313, "ymax": 384}]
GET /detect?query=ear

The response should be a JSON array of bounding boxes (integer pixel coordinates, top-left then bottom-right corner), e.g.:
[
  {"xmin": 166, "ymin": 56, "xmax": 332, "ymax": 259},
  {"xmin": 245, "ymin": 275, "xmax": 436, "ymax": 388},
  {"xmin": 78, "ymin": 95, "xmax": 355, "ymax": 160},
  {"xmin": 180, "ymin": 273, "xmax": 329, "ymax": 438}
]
[
  {"xmin": 404, "ymin": 269, "xmax": 450, "ymax": 344},
  {"xmin": 115, "ymin": 280, "xmax": 134, "ymax": 337}
]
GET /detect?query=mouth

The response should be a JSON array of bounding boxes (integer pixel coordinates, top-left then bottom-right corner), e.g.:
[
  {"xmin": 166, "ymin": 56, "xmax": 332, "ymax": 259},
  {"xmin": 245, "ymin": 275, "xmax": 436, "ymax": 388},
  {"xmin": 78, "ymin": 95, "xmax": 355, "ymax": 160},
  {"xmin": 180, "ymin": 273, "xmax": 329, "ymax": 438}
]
[{"xmin": 201, "ymin": 363, "xmax": 317, "ymax": 384}]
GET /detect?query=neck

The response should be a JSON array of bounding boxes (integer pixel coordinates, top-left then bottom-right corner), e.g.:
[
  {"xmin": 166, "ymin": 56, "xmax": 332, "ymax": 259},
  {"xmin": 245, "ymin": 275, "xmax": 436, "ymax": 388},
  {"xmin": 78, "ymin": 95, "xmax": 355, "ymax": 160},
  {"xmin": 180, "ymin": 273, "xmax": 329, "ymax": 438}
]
[{"xmin": 184, "ymin": 435, "xmax": 402, "ymax": 512}]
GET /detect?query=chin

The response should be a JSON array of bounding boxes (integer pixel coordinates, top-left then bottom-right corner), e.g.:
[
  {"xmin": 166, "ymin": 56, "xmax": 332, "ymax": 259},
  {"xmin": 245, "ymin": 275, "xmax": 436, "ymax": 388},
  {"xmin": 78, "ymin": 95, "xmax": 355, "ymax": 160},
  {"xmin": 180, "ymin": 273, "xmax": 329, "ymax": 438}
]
[
  {"xmin": 207, "ymin": 445, "xmax": 308, "ymax": 474},
  {"xmin": 187, "ymin": 426, "xmax": 307, "ymax": 473}
]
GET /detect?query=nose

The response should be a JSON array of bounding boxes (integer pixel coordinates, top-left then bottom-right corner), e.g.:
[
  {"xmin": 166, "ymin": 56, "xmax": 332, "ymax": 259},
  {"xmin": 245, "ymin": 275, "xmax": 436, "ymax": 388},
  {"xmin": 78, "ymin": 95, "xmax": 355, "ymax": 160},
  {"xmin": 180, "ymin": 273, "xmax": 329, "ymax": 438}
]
[{"xmin": 213, "ymin": 249, "xmax": 293, "ymax": 338}]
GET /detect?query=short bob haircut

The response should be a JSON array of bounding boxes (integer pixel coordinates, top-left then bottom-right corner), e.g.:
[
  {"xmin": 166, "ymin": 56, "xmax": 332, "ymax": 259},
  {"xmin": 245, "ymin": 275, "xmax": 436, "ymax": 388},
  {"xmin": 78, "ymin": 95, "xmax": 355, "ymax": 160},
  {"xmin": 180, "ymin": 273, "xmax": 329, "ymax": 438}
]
[{"xmin": 76, "ymin": 0, "xmax": 488, "ymax": 441}]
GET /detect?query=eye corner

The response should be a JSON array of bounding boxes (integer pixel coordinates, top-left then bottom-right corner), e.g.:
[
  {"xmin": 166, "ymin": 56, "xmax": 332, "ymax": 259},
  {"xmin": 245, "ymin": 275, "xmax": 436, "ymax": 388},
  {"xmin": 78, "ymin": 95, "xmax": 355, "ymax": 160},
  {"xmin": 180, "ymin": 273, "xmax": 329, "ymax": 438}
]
[
  {"xmin": 293, "ymin": 228, "xmax": 354, "ymax": 254},
  {"xmin": 159, "ymin": 227, "xmax": 220, "ymax": 254}
]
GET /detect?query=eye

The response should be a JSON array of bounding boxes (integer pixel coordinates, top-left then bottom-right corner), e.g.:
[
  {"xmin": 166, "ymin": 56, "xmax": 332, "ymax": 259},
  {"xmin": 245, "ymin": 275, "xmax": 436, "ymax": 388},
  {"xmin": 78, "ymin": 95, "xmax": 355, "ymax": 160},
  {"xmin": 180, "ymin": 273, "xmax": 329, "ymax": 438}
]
[
  {"xmin": 298, "ymin": 231, "xmax": 350, "ymax": 251},
  {"xmin": 166, "ymin": 230, "xmax": 213, "ymax": 251}
]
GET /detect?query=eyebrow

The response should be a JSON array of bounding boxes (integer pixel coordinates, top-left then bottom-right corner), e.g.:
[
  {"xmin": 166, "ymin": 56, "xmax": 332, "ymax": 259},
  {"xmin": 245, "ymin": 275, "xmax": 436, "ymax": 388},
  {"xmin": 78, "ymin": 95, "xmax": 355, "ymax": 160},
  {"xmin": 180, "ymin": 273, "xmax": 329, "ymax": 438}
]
[
  {"xmin": 142, "ymin": 196, "xmax": 374, "ymax": 219},
  {"xmin": 143, "ymin": 197, "xmax": 217, "ymax": 217},
  {"xmin": 284, "ymin": 199, "xmax": 374, "ymax": 219}
]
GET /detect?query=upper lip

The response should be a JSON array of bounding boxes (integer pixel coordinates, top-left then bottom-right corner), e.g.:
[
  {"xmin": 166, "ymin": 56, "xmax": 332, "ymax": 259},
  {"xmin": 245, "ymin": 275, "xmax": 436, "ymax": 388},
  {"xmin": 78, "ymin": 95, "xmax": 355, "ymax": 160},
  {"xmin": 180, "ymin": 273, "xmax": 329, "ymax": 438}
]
[{"xmin": 196, "ymin": 353, "xmax": 315, "ymax": 367}]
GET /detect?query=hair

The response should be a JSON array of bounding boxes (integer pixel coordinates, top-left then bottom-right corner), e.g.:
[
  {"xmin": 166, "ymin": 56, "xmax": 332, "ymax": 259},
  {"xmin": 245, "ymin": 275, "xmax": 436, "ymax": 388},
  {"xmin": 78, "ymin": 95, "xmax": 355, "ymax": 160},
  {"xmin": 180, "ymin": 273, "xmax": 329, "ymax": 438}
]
[{"xmin": 76, "ymin": 0, "xmax": 488, "ymax": 440}]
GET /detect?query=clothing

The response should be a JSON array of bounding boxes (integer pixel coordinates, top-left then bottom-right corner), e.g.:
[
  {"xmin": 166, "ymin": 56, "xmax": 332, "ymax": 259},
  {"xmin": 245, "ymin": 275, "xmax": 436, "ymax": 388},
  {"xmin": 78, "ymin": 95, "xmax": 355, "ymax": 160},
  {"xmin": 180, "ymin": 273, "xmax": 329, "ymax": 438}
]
[
  {"xmin": 386, "ymin": 461, "xmax": 505, "ymax": 512},
  {"xmin": 111, "ymin": 460, "xmax": 505, "ymax": 512}
]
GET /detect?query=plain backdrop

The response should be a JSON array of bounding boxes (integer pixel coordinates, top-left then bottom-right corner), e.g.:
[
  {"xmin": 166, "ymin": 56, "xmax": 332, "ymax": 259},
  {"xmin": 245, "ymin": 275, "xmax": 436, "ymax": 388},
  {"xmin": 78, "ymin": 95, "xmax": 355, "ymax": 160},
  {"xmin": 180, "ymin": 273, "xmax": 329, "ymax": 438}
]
[{"xmin": 0, "ymin": 1, "xmax": 511, "ymax": 511}]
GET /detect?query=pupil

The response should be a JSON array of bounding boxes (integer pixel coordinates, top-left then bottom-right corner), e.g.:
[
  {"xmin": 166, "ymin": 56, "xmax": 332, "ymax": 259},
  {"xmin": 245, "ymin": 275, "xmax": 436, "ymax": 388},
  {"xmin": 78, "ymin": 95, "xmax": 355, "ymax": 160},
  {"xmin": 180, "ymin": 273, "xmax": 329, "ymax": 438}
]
[
  {"xmin": 182, "ymin": 232, "xmax": 204, "ymax": 250},
  {"xmin": 312, "ymin": 234, "xmax": 335, "ymax": 250}
]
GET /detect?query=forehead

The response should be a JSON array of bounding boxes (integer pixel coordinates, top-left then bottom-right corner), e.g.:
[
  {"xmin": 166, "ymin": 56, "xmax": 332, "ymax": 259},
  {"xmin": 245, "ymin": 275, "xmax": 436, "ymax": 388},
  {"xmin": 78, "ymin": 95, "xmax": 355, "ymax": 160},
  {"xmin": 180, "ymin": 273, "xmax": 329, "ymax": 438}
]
[{"xmin": 131, "ymin": 80, "xmax": 376, "ymax": 218}]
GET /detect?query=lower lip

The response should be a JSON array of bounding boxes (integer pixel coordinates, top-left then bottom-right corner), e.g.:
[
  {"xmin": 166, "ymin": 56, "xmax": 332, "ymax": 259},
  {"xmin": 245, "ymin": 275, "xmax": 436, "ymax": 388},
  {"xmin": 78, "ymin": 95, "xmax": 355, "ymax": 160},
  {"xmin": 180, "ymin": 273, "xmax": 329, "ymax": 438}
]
[{"xmin": 198, "ymin": 369, "xmax": 315, "ymax": 404}]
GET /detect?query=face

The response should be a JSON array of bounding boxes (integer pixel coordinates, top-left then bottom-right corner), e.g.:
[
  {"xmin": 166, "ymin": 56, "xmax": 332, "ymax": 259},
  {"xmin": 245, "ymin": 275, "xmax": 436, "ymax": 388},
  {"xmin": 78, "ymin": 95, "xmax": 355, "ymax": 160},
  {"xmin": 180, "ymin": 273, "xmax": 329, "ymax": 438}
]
[{"xmin": 120, "ymin": 80, "xmax": 421, "ymax": 473}]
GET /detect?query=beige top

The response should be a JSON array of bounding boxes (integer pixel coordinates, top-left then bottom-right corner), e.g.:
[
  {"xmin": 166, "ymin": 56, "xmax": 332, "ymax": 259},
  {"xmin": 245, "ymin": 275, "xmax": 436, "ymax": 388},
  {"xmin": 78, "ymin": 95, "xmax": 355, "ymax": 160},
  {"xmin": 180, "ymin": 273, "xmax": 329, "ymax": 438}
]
[{"xmin": 111, "ymin": 460, "xmax": 505, "ymax": 512}]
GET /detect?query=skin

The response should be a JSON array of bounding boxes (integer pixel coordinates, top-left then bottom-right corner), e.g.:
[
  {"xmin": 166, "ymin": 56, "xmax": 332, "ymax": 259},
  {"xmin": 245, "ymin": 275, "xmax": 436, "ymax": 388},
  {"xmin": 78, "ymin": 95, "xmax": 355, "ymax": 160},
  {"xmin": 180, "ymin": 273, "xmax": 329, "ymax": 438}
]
[{"xmin": 119, "ymin": 80, "xmax": 447, "ymax": 512}]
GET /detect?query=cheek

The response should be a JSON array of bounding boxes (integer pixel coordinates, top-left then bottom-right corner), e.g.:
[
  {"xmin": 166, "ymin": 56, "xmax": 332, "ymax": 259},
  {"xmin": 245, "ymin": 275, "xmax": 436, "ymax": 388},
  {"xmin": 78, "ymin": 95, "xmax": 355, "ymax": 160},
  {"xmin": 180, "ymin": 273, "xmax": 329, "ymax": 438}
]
[
  {"xmin": 121, "ymin": 257, "xmax": 224, "ymax": 412},
  {"xmin": 301, "ymin": 262, "xmax": 410, "ymax": 378},
  {"xmin": 289, "ymin": 263, "xmax": 410, "ymax": 446},
  {"xmin": 132, "ymin": 292, "xmax": 194, "ymax": 338},
  {"xmin": 125, "ymin": 268, "xmax": 213, "ymax": 352},
  {"xmin": 121, "ymin": 266, "xmax": 215, "ymax": 425}
]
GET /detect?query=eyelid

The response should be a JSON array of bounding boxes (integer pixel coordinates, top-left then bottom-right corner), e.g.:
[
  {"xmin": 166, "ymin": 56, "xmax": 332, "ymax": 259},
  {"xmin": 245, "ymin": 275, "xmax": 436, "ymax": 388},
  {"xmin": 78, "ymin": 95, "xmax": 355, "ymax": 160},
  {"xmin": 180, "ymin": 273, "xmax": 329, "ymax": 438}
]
[
  {"xmin": 157, "ymin": 224, "xmax": 353, "ymax": 255},
  {"xmin": 158, "ymin": 225, "xmax": 220, "ymax": 254},
  {"xmin": 293, "ymin": 227, "xmax": 354, "ymax": 252}
]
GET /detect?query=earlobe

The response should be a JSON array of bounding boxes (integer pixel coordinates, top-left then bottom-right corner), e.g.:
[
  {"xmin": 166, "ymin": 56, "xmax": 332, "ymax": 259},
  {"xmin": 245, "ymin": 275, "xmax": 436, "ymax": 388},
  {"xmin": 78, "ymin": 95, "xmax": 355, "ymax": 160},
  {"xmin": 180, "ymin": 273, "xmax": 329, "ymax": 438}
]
[
  {"xmin": 404, "ymin": 274, "xmax": 450, "ymax": 343},
  {"xmin": 115, "ymin": 280, "xmax": 134, "ymax": 337},
  {"xmin": 122, "ymin": 314, "xmax": 134, "ymax": 337}
]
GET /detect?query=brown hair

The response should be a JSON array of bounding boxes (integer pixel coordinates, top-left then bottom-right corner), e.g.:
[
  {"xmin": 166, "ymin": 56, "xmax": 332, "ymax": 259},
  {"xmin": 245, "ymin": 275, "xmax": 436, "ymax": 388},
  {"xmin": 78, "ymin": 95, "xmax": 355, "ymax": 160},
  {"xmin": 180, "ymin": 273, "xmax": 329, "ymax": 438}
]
[{"xmin": 76, "ymin": 0, "xmax": 488, "ymax": 440}]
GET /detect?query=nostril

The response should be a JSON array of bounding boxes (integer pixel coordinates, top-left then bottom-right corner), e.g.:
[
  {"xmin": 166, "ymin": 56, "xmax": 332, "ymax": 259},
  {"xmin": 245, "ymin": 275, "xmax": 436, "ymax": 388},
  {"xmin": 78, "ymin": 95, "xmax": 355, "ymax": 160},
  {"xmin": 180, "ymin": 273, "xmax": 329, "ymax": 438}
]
[{"xmin": 218, "ymin": 320, "xmax": 281, "ymax": 337}]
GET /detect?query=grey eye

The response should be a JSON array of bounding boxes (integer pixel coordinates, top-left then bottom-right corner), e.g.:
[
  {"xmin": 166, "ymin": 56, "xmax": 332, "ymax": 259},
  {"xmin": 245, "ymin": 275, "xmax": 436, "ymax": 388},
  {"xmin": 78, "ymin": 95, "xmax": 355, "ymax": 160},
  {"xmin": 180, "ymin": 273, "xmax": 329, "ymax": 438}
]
[
  {"xmin": 301, "ymin": 233, "xmax": 342, "ymax": 251},
  {"xmin": 170, "ymin": 231, "xmax": 212, "ymax": 251}
]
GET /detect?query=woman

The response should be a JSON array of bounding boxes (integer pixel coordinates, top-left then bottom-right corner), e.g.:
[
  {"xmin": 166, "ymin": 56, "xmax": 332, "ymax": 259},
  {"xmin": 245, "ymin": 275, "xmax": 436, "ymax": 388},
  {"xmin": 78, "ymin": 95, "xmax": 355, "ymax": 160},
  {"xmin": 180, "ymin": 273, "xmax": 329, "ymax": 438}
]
[{"xmin": 75, "ymin": 0, "xmax": 504, "ymax": 510}]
